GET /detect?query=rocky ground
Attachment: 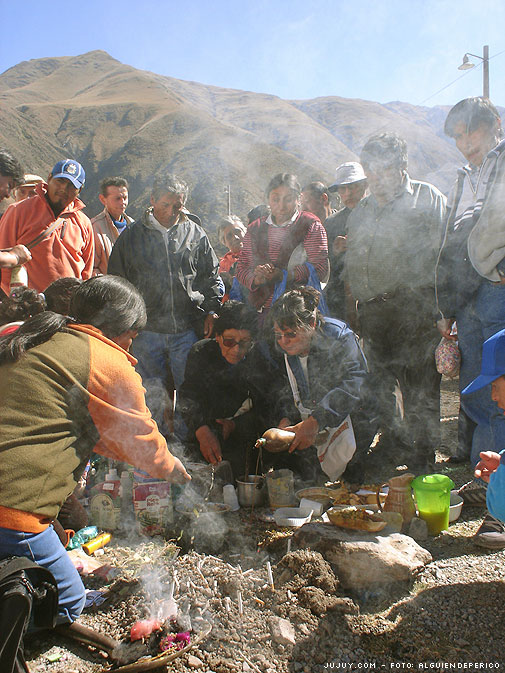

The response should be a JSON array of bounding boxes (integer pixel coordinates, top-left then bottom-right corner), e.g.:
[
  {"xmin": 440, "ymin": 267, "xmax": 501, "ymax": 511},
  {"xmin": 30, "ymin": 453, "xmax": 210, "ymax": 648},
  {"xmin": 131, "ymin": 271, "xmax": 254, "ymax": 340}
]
[{"xmin": 26, "ymin": 378, "xmax": 505, "ymax": 672}]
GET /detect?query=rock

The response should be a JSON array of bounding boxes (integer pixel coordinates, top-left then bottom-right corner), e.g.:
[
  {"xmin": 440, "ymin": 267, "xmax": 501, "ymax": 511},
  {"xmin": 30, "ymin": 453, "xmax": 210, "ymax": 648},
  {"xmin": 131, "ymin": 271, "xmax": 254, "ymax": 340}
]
[
  {"xmin": 293, "ymin": 523, "xmax": 432, "ymax": 590},
  {"xmin": 409, "ymin": 517, "xmax": 429, "ymax": 540},
  {"xmin": 269, "ymin": 616, "xmax": 296, "ymax": 645},
  {"xmin": 187, "ymin": 654, "xmax": 205, "ymax": 669}
]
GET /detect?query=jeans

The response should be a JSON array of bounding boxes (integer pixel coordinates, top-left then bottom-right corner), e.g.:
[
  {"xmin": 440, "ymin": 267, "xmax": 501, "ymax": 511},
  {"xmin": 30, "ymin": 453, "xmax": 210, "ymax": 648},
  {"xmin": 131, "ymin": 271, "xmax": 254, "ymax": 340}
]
[
  {"xmin": 131, "ymin": 329, "xmax": 198, "ymax": 440},
  {"xmin": 457, "ymin": 281, "xmax": 505, "ymax": 465},
  {"xmin": 0, "ymin": 525, "xmax": 85, "ymax": 623}
]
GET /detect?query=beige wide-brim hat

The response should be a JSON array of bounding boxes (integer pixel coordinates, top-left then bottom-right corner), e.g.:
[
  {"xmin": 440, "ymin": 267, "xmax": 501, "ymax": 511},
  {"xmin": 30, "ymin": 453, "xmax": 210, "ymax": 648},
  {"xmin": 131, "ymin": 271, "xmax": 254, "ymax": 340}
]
[
  {"xmin": 21, "ymin": 174, "xmax": 44, "ymax": 187},
  {"xmin": 328, "ymin": 162, "xmax": 367, "ymax": 191}
]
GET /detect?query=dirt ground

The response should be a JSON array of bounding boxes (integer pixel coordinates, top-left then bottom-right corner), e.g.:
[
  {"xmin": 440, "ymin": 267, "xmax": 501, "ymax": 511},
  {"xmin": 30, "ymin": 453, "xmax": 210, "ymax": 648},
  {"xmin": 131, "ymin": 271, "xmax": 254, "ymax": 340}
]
[{"xmin": 25, "ymin": 377, "xmax": 505, "ymax": 672}]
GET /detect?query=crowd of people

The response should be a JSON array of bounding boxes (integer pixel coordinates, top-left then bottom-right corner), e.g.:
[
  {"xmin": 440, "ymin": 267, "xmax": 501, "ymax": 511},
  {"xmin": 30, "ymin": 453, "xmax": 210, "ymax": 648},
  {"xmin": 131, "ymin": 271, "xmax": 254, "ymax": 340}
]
[{"xmin": 1, "ymin": 95, "xmax": 505, "ymax": 629}]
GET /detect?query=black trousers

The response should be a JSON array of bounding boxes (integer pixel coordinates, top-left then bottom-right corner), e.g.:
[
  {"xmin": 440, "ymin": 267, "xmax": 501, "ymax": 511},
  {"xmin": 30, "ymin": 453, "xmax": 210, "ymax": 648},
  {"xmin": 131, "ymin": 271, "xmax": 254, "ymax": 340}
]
[{"xmin": 358, "ymin": 288, "xmax": 441, "ymax": 464}]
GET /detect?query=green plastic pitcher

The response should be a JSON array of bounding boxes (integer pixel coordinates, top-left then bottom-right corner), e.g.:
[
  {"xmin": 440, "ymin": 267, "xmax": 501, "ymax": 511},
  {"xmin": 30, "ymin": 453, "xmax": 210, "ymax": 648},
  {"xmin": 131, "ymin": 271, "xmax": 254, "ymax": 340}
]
[{"xmin": 412, "ymin": 474, "xmax": 455, "ymax": 535}]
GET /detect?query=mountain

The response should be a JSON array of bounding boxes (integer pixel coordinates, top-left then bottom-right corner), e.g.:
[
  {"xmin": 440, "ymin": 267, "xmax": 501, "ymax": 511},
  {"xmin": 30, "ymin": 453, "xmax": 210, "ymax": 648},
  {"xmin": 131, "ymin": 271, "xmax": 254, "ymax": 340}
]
[{"xmin": 0, "ymin": 50, "xmax": 467, "ymax": 238}]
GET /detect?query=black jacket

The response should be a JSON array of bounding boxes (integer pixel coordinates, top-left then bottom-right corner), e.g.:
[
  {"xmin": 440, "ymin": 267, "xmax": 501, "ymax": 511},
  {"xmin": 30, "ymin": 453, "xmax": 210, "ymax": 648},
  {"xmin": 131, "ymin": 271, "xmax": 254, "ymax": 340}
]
[{"xmin": 108, "ymin": 209, "xmax": 223, "ymax": 333}]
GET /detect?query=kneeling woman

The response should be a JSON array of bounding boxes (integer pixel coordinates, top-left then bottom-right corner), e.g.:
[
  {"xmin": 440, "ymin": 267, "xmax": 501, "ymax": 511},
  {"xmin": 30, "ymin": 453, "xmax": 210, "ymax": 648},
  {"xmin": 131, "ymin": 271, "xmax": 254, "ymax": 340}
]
[
  {"xmin": 179, "ymin": 301, "xmax": 273, "ymax": 479},
  {"xmin": 0, "ymin": 275, "xmax": 190, "ymax": 625},
  {"xmin": 268, "ymin": 286, "xmax": 374, "ymax": 482}
]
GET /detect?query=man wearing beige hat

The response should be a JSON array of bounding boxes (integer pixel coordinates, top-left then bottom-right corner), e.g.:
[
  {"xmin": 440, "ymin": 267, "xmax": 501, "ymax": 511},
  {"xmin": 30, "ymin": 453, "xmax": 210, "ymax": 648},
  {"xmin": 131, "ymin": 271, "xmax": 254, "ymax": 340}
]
[
  {"xmin": 324, "ymin": 162, "xmax": 368, "ymax": 319},
  {"xmin": 13, "ymin": 174, "xmax": 44, "ymax": 202}
]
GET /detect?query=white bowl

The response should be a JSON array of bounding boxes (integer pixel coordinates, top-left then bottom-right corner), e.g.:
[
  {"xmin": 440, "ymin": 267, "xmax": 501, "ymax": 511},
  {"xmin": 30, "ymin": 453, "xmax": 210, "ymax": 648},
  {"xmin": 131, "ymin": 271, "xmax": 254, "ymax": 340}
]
[
  {"xmin": 449, "ymin": 490, "xmax": 464, "ymax": 523},
  {"xmin": 273, "ymin": 507, "xmax": 313, "ymax": 528}
]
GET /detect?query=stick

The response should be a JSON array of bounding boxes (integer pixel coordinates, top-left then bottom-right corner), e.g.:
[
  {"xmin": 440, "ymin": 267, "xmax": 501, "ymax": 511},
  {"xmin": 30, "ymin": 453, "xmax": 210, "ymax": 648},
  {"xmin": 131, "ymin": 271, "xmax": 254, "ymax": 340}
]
[
  {"xmin": 54, "ymin": 622, "xmax": 118, "ymax": 654},
  {"xmin": 266, "ymin": 561, "xmax": 274, "ymax": 591}
]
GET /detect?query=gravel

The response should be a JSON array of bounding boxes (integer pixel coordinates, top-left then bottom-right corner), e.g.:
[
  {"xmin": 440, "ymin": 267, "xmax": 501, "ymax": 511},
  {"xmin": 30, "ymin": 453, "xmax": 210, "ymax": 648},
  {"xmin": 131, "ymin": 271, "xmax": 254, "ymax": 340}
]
[{"xmin": 25, "ymin": 378, "xmax": 505, "ymax": 671}]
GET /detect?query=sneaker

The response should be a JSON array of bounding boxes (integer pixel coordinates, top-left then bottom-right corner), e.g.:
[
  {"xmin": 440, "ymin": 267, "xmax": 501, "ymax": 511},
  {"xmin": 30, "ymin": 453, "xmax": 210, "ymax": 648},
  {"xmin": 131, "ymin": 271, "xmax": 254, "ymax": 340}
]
[
  {"xmin": 457, "ymin": 479, "xmax": 487, "ymax": 507},
  {"xmin": 473, "ymin": 512, "xmax": 505, "ymax": 549}
]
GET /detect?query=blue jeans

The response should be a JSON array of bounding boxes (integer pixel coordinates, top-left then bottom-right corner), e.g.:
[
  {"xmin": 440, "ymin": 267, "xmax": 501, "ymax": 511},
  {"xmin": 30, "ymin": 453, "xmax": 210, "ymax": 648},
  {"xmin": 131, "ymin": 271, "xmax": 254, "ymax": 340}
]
[
  {"xmin": 0, "ymin": 525, "xmax": 85, "ymax": 623},
  {"xmin": 458, "ymin": 281, "xmax": 505, "ymax": 465},
  {"xmin": 131, "ymin": 329, "xmax": 198, "ymax": 440}
]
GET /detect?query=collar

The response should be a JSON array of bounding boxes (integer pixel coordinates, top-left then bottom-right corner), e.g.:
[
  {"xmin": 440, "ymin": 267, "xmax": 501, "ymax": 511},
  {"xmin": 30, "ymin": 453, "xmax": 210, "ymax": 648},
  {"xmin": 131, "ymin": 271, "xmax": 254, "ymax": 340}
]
[
  {"xmin": 143, "ymin": 207, "xmax": 187, "ymax": 233},
  {"xmin": 36, "ymin": 181, "xmax": 85, "ymax": 215},
  {"xmin": 69, "ymin": 323, "xmax": 137, "ymax": 364},
  {"xmin": 266, "ymin": 209, "xmax": 300, "ymax": 228}
]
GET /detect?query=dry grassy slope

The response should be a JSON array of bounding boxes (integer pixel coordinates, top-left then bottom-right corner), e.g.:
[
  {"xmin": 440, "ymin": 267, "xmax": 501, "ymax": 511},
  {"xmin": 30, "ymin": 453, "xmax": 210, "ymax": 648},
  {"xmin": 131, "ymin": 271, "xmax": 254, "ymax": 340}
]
[{"xmin": 0, "ymin": 49, "xmax": 469, "ymax": 232}]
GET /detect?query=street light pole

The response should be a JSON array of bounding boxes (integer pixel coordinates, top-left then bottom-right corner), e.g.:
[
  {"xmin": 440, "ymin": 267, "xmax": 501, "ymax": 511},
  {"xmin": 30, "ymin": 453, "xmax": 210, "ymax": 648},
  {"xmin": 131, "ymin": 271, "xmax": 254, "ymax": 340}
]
[
  {"xmin": 483, "ymin": 45, "xmax": 489, "ymax": 99},
  {"xmin": 458, "ymin": 45, "xmax": 490, "ymax": 99}
]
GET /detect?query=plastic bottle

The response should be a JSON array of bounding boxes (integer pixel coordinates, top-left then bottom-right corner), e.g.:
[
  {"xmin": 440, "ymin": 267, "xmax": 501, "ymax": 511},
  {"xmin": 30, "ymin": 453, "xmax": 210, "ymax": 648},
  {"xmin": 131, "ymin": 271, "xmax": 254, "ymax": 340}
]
[
  {"xmin": 66, "ymin": 525, "xmax": 99, "ymax": 550},
  {"xmin": 82, "ymin": 532, "xmax": 112, "ymax": 555},
  {"xmin": 89, "ymin": 467, "xmax": 121, "ymax": 531},
  {"xmin": 255, "ymin": 428, "xmax": 296, "ymax": 453},
  {"xmin": 9, "ymin": 265, "xmax": 28, "ymax": 291}
]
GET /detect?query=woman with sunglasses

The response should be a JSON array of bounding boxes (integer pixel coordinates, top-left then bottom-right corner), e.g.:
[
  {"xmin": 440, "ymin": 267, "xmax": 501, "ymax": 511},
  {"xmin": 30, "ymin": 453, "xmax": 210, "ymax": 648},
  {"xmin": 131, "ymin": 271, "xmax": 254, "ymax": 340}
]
[
  {"xmin": 268, "ymin": 286, "xmax": 375, "ymax": 481},
  {"xmin": 179, "ymin": 301, "xmax": 274, "ymax": 479}
]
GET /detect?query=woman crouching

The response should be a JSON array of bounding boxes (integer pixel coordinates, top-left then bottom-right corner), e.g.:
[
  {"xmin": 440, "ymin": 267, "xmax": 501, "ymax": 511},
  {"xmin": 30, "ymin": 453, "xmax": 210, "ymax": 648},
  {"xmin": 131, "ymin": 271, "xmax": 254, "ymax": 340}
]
[
  {"xmin": 0, "ymin": 275, "xmax": 190, "ymax": 624},
  {"xmin": 267, "ymin": 286, "xmax": 376, "ymax": 483}
]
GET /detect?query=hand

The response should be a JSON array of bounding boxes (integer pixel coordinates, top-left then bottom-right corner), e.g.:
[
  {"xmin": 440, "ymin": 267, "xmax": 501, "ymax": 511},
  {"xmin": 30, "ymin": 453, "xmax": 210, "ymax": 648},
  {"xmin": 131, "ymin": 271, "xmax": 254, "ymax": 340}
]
[
  {"xmin": 278, "ymin": 417, "xmax": 292, "ymax": 429},
  {"xmin": 284, "ymin": 416, "xmax": 319, "ymax": 452},
  {"xmin": 437, "ymin": 318, "xmax": 457, "ymax": 340},
  {"xmin": 10, "ymin": 245, "xmax": 31, "ymax": 265},
  {"xmin": 216, "ymin": 418, "xmax": 235, "ymax": 441},
  {"xmin": 195, "ymin": 425, "xmax": 222, "ymax": 464},
  {"xmin": 474, "ymin": 451, "xmax": 502, "ymax": 483},
  {"xmin": 167, "ymin": 456, "xmax": 192, "ymax": 484},
  {"xmin": 253, "ymin": 264, "xmax": 277, "ymax": 286},
  {"xmin": 204, "ymin": 313, "xmax": 218, "ymax": 338},
  {"xmin": 333, "ymin": 235, "xmax": 347, "ymax": 254}
]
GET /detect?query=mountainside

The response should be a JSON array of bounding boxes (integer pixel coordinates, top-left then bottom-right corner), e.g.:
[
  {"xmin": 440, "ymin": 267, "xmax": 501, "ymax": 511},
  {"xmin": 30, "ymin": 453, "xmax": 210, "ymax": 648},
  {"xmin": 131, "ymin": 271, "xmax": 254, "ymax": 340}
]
[{"xmin": 0, "ymin": 50, "xmax": 468, "ymax": 233}]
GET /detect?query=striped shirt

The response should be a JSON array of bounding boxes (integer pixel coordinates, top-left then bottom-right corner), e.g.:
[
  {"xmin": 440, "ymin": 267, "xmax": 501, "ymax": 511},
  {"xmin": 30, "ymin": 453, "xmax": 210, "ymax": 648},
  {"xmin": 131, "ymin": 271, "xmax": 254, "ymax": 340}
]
[{"xmin": 236, "ymin": 211, "xmax": 328, "ymax": 309}]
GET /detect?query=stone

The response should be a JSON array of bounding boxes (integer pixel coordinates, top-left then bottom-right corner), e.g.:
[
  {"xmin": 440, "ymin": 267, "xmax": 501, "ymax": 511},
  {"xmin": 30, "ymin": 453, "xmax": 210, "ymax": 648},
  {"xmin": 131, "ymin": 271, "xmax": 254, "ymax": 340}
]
[
  {"xmin": 409, "ymin": 516, "xmax": 429, "ymax": 540},
  {"xmin": 269, "ymin": 616, "xmax": 296, "ymax": 645},
  {"xmin": 293, "ymin": 523, "xmax": 432, "ymax": 591},
  {"xmin": 187, "ymin": 654, "xmax": 205, "ymax": 669}
]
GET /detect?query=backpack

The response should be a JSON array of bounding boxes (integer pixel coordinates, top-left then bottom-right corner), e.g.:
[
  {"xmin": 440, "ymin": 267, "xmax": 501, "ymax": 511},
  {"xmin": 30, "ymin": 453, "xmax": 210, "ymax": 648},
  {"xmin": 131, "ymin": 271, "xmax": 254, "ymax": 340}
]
[{"xmin": 0, "ymin": 556, "xmax": 58, "ymax": 673}]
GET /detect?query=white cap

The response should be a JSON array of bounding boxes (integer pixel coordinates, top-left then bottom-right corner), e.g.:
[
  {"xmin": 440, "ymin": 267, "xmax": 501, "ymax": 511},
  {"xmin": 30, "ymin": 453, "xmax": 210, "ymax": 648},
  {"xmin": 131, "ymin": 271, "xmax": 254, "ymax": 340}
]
[{"xmin": 328, "ymin": 162, "xmax": 367, "ymax": 191}]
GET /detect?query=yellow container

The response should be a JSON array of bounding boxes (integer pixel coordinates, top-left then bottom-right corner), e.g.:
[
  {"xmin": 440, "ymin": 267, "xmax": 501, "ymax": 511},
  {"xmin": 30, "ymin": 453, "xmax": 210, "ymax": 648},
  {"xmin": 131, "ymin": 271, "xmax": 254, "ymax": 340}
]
[{"xmin": 82, "ymin": 532, "xmax": 111, "ymax": 554}]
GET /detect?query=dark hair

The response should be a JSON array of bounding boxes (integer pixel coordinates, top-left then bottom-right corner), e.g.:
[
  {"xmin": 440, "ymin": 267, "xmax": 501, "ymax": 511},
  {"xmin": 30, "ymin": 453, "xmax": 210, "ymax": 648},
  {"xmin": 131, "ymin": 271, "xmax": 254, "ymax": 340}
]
[
  {"xmin": 0, "ymin": 149, "xmax": 24, "ymax": 185},
  {"xmin": 361, "ymin": 133, "xmax": 408, "ymax": 171},
  {"xmin": 44, "ymin": 277, "xmax": 82, "ymax": 314},
  {"xmin": 0, "ymin": 288, "xmax": 46, "ymax": 324},
  {"xmin": 70, "ymin": 275, "xmax": 147, "ymax": 337},
  {"xmin": 214, "ymin": 301, "xmax": 257, "ymax": 338},
  {"xmin": 217, "ymin": 215, "xmax": 246, "ymax": 245},
  {"xmin": 270, "ymin": 286, "xmax": 322, "ymax": 332},
  {"xmin": 301, "ymin": 181, "xmax": 329, "ymax": 198},
  {"xmin": 444, "ymin": 97, "xmax": 502, "ymax": 137},
  {"xmin": 151, "ymin": 174, "xmax": 189, "ymax": 202},
  {"xmin": 100, "ymin": 176, "xmax": 129, "ymax": 196},
  {"xmin": 247, "ymin": 204, "xmax": 270, "ymax": 224},
  {"xmin": 266, "ymin": 173, "xmax": 301, "ymax": 199},
  {"xmin": 0, "ymin": 275, "xmax": 147, "ymax": 365}
]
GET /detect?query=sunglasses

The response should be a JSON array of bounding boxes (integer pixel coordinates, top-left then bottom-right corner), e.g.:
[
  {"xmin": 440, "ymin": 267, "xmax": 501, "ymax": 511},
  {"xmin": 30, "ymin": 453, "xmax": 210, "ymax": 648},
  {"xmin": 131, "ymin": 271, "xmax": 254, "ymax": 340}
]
[
  {"xmin": 273, "ymin": 330, "xmax": 298, "ymax": 341},
  {"xmin": 221, "ymin": 337, "xmax": 253, "ymax": 350}
]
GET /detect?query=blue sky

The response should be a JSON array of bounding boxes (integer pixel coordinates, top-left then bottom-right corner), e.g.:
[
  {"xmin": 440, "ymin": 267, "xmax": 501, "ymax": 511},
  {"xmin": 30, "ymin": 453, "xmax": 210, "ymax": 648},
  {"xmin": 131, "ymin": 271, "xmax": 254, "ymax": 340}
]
[{"xmin": 2, "ymin": 0, "xmax": 503, "ymax": 107}]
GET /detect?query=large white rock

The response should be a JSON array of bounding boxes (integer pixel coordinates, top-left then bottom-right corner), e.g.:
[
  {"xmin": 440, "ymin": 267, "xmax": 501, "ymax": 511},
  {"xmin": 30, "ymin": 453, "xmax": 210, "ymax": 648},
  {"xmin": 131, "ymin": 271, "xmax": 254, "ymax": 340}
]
[{"xmin": 293, "ymin": 522, "xmax": 432, "ymax": 590}]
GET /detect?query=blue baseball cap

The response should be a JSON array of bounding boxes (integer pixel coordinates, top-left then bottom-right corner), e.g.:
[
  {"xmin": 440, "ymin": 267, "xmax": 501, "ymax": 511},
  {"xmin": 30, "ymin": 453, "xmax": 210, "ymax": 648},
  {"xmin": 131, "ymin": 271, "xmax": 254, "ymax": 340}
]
[
  {"xmin": 462, "ymin": 329, "xmax": 505, "ymax": 394},
  {"xmin": 51, "ymin": 159, "xmax": 85, "ymax": 189}
]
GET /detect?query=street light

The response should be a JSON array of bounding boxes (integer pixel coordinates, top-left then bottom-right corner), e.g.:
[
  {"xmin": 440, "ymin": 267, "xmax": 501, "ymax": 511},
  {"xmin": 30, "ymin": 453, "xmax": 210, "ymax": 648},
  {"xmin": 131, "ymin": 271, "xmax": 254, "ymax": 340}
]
[{"xmin": 458, "ymin": 45, "xmax": 489, "ymax": 99}]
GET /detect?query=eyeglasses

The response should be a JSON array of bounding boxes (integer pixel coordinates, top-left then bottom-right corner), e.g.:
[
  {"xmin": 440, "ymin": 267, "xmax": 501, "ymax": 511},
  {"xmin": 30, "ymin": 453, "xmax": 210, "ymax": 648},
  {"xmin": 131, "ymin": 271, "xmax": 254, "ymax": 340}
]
[
  {"xmin": 273, "ymin": 330, "xmax": 298, "ymax": 341},
  {"xmin": 221, "ymin": 337, "xmax": 253, "ymax": 350}
]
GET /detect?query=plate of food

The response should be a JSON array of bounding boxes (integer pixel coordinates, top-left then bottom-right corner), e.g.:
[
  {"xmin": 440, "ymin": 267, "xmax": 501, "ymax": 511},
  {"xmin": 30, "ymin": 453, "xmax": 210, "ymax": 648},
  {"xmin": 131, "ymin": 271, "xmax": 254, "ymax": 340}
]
[
  {"xmin": 175, "ymin": 502, "xmax": 231, "ymax": 516},
  {"xmin": 327, "ymin": 506, "xmax": 387, "ymax": 532}
]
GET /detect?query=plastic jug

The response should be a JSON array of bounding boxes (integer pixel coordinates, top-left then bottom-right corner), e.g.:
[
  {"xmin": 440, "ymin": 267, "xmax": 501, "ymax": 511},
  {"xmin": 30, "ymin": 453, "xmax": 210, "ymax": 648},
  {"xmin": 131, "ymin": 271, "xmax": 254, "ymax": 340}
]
[{"xmin": 412, "ymin": 474, "xmax": 455, "ymax": 535}]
